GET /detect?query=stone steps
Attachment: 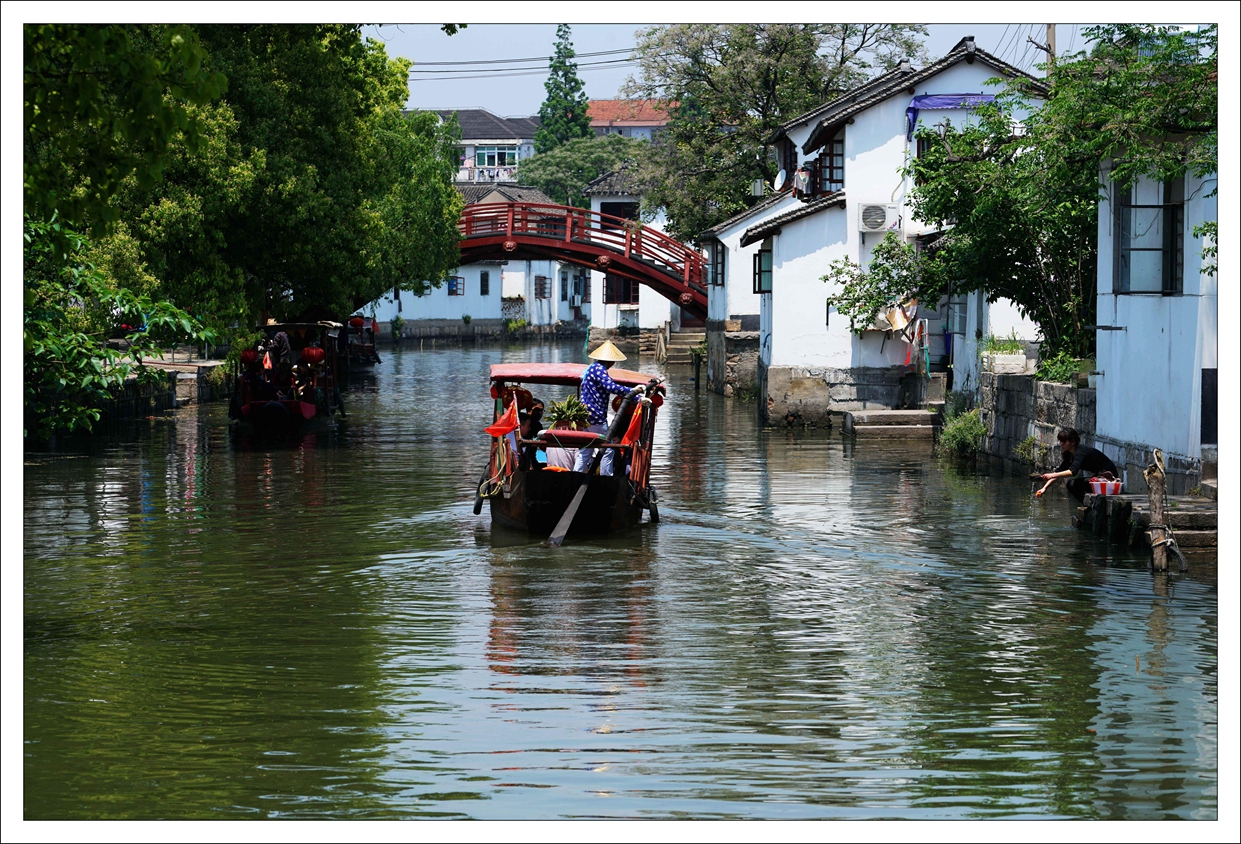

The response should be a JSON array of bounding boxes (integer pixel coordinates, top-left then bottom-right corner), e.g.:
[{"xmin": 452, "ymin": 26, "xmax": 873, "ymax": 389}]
[
  {"xmin": 1076, "ymin": 492, "xmax": 1217, "ymax": 559},
  {"xmin": 842, "ymin": 409, "xmax": 941, "ymax": 439},
  {"xmin": 664, "ymin": 331, "xmax": 705, "ymax": 365}
]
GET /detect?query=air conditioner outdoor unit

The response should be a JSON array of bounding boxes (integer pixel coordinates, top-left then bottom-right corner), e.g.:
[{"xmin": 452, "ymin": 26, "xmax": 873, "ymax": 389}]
[
  {"xmin": 859, "ymin": 203, "xmax": 901, "ymax": 234},
  {"xmin": 570, "ymin": 295, "xmax": 583, "ymax": 308}
]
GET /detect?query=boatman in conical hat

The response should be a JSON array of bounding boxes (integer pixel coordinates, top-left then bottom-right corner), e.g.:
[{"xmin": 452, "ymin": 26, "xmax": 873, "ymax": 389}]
[{"xmin": 573, "ymin": 340, "xmax": 641, "ymax": 476}]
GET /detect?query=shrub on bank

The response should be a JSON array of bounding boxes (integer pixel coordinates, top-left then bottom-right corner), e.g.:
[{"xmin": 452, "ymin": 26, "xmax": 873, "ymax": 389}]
[{"xmin": 938, "ymin": 408, "xmax": 985, "ymax": 458}]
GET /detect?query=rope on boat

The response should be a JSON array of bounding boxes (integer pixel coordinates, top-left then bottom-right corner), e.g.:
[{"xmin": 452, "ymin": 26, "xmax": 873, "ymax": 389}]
[{"xmin": 479, "ymin": 438, "xmax": 510, "ymax": 500}]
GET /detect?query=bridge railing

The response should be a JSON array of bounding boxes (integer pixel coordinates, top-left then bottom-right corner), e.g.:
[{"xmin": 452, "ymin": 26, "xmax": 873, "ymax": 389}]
[{"xmin": 460, "ymin": 202, "xmax": 705, "ymax": 293}]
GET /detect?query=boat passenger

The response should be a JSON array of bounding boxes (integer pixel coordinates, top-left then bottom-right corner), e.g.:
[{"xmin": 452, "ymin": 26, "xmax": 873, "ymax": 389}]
[
  {"xmin": 573, "ymin": 341, "xmax": 640, "ymax": 476},
  {"xmin": 1036, "ymin": 427, "xmax": 1119, "ymax": 503},
  {"xmin": 273, "ymin": 359, "xmax": 296, "ymax": 400}
]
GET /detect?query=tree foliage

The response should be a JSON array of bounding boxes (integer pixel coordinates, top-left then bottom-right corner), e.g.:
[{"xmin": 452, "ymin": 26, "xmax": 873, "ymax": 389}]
[
  {"xmin": 23, "ymin": 24, "xmax": 227, "ymax": 236},
  {"xmin": 822, "ymin": 233, "xmax": 950, "ymax": 332},
  {"xmin": 828, "ymin": 25, "xmax": 1217, "ymax": 359},
  {"xmin": 535, "ymin": 25, "xmax": 592, "ymax": 153},
  {"xmin": 24, "ymin": 217, "xmax": 212, "ymax": 443},
  {"xmin": 23, "ymin": 24, "xmax": 466, "ymax": 437},
  {"xmin": 518, "ymin": 133, "xmax": 641, "ymax": 208},
  {"xmin": 624, "ymin": 24, "xmax": 928, "ymax": 242}
]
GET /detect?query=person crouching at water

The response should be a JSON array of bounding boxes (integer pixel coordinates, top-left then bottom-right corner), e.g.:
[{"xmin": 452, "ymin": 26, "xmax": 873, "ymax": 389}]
[
  {"xmin": 1036, "ymin": 427, "xmax": 1119, "ymax": 502},
  {"xmin": 573, "ymin": 341, "xmax": 640, "ymax": 477}
]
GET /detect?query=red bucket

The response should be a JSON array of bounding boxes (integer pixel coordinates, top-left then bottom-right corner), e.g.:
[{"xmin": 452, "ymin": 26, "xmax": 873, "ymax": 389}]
[{"xmin": 1089, "ymin": 478, "xmax": 1122, "ymax": 495}]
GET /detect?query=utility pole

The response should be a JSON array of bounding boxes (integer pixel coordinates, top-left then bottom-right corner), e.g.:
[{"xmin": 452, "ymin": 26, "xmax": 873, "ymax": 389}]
[{"xmin": 1027, "ymin": 24, "xmax": 1057, "ymax": 70}]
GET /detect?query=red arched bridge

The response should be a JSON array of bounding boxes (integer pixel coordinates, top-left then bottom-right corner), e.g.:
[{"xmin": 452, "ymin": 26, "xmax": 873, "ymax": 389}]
[{"xmin": 458, "ymin": 202, "xmax": 707, "ymax": 319}]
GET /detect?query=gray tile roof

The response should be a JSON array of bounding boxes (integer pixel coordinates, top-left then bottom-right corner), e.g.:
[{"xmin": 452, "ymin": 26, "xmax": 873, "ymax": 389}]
[
  {"xmin": 429, "ymin": 109, "xmax": 540, "ymax": 142},
  {"xmin": 583, "ymin": 165, "xmax": 639, "ymax": 197},
  {"xmin": 739, "ymin": 191, "xmax": 846, "ymax": 247},
  {"xmin": 455, "ymin": 183, "xmax": 556, "ymax": 206},
  {"xmin": 773, "ymin": 39, "xmax": 1048, "ymax": 154},
  {"xmin": 698, "ymin": 191, "xmax": 792, "ymax": 241}
]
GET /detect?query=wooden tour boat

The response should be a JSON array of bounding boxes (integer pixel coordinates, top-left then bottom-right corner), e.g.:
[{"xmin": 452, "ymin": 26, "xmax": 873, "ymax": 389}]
[
  {"xmin": 228, "ymin": 321, "xmax": 346, "ymax": 435},
  {"xmin": 475, "ymin": 363, "xmax": 667, "ymax": 538}
]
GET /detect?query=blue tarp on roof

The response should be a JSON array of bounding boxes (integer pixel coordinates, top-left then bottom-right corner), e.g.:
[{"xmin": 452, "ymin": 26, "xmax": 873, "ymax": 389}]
[{"xmin": 905, "ymin": 94, "xmax": 996, "ymax": 140}]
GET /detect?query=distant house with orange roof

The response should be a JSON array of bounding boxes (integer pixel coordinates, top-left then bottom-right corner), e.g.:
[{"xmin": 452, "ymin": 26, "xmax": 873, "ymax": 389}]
[{"xmin": 588, "ymin": 99, "xmax": 674, "ymax": 141}]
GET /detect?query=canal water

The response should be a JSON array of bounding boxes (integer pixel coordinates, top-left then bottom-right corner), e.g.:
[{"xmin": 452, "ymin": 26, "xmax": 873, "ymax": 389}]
[{"xmin": 23, "ymin": 341, "xmax": 1217, "ymax": 820}]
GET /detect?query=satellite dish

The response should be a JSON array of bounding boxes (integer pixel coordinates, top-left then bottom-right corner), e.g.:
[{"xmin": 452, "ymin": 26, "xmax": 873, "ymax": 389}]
[{"xmin": 773, "ymin": 169, "xmax": 787, "ymax": 191}]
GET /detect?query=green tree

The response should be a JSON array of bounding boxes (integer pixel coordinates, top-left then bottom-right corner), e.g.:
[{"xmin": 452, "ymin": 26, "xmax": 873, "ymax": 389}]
[
  {"xmin": 829, "ymin": 25, "xmax": 1217, "ymax": 358},
  {"xmin": 186, "ymin": 25, "xmax": 462, "ymax": 319},
  {"xmin": 23, "ymin": 24, "xmax": 226, "ymax": 236},
  {"xmin": 535, "ymin": 24, "xmax": 592, "ymax": 153},
  {"xmin": 518, "ymin": 133, "xmax": 639, "ymax": 208},
  {"xmin": 625, "ymin": 24, "xmax": 928, "ymax": 242},
  {"xmin": 23, "ymin": 217, "xmax": 212, "ymax": 443}
]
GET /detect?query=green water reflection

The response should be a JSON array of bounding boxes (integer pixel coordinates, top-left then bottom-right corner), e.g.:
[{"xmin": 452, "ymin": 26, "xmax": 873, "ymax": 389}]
[{"xmin": 24, "ymin": 341, "xmax": 1217, "ymax": 819}]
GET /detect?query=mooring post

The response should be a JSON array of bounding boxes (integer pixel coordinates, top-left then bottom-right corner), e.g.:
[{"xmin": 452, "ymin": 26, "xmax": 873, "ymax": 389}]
[{"xmin": 1145, "ymin": 448, "xmax": 1168, "ymax": 571}]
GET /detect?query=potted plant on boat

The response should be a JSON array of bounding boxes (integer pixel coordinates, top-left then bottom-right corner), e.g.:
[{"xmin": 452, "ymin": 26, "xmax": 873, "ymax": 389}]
[{"xmin": 544, "ymin": 395, "xmax": 591, "ymax": 431}]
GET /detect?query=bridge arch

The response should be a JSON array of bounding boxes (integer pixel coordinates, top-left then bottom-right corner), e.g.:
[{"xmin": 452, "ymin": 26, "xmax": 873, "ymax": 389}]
[{"xmin": 458, "ymin": 202, "xmax": 707, "ymax": 319}]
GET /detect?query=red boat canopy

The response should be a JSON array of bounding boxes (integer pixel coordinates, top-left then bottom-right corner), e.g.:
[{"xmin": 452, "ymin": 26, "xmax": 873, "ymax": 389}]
[{"xmin": 489, "ymin": 363, "xmax": 653, "ymax": 388}]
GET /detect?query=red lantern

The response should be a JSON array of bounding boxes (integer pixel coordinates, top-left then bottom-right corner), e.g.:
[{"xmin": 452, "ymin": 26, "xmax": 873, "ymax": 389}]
[
  {"xmin": 490, "ymin": 385, "xmax": 501, "ymax": 399},
  {"xmin": 301, "ymin": 347, "xmax": 325, "ymax": 365},
  {"xmin": 239, "ymin": 349, "xmax": 259, "ymax": 365},
  {"xmin": 349, "ymin": 317, "xmax": 365, "ymax": 328}
]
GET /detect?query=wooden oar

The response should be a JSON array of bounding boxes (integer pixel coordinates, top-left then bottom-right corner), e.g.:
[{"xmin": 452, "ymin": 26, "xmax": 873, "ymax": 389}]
[{"xmin": 547, "ymin": 389, "xmax": 641, "ymax": 547}]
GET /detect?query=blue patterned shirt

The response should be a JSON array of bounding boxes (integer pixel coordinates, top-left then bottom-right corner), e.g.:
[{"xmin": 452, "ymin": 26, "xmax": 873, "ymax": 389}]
[{"xmin": 580, "ymin": 361, "xmax": 629, "ymax": 425}]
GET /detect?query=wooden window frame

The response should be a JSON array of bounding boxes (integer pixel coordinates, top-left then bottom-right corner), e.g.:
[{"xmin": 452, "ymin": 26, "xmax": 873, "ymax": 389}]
[
  {"xmin": 447, "ymin": 276, "xmax": 465, "ymax": 296},
  {"xmin": 1113, "ymin": 177, "xmax": 1184, "ymax": 295},
  {"xmin": 479, "ymin": 270, "xmax": 490, "ymax": 297},
  {"xmin": 711, "ymin": 241, "xmax": 726, "ymax": 287},
  {"xmin": 534, "ymin": 275, "xmax": 551, "ymax": 300},
  {"xmin": 752, "ymin": 245, "xmax": 772, "ymax": 294},
  {"xmin": 603, "ymin": 275, "xmax": 640, "ymax": 305}
]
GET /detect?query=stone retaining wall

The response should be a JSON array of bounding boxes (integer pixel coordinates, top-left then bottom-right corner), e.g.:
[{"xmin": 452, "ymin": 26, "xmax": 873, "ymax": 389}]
[
  {"xmin": 978, "ymin": 373, "xmax": 1201, "ymax": 494},
  {"xmin": 706, "ymin": 323, "xmax": 759, "ymax": 397},
  {"xmin": 763, "ymin": 366, "xmax": 920, "ymax": 427}
]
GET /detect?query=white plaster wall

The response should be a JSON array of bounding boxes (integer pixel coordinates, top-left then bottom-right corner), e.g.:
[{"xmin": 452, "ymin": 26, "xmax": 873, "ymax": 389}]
[
  {"xmin": 588, "ymin": 196, "xmax": 674, "ymax": 330},
  {"xmin": 770, "ymin": 208, "xmax": 911, "ymax": 370},
  {"xmin": 522, "ymin": 258, "xmax": 563, "ymax": 326},
  {"xmin": 950, "ymin": 291, "xmax": 1033, "ymax": 398},
  {"xmin": 1095, "ymin": 170, "xmax": 1217, "ymax": 459},
  {"xmin": 363, "ymin": 263, "xmax": 504, "ymax": 323},
  {"xmin": 705, "ymin": 198, "xmax": 791, "ymax": 323},
  {"xmin": 764, "ymin": 60, "xmax": 1042, "ymax": 374}
]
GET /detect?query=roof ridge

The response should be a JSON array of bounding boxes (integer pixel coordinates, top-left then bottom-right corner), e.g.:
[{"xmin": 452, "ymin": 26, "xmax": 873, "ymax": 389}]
[{"xmin": 699, "ymin": 191, "xmax": 794, "ymax": 239}]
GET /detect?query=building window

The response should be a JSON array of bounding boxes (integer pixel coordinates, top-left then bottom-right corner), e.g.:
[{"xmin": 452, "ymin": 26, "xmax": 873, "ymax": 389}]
[
  {"xmin": 560, "ymin": 270, "xmax": 569, "ymax": 301},
  {"xmin": 604, "ymin": 275, "xmax": 640, "ymax": 305},
  {"xmin": 579, "ymin": 272, "xmax": 591, "ymax": 303},
  {"xmin": 1114, "ymin": 177, "xmax": 1184, "ymax": 295},
  {"xmin": 447, "ymin": 276, "xmax": 465, "ymax": 296},
  {"xmin": 479, "ymin": 270, "xmax": 490, "ymax": 296},
  {"xmin": 752, "ymin": 242, "xmax": 772, "ymax": 294},
  {"xmin": 535, "ymin": 275, "xmax": 551, "ymax": 299},
  {"xmin": 781, "ymin": 138, "xmax": 798, "ymax": 180},
  {"xmin": 710, "ymin": 241, "xmax": 726, "ymax": 286},
  {"xmin": 475, "ymin": 145, "xmax": 519, "ymax": 167},
  {"xmin": 817, "ymin": 138, "xmax": 844, "ymax": 194}
]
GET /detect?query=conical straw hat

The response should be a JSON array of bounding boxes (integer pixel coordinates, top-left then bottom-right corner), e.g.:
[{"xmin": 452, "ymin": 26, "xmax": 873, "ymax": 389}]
[{"xmin": 588, "ymin": 340, "xmax": 627, "ymax": 362}]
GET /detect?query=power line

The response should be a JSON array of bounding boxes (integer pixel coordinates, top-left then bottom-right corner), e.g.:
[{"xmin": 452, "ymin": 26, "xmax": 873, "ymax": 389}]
[
  {"xmin": 408, "ymin": 56, "xmax": 636, "ymax": 75},
  {"xmin": 409, "ymin": 48, "xmax": 633, "ymax": 70},
  {"xmin": 409, "ymin": 61, "xmax": 639, "ymax": 83}
]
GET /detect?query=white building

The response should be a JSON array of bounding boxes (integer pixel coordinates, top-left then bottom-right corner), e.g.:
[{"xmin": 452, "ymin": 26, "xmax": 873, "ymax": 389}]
[
  {"xmin": 588, "ymin": 99, "xmax": 671, "ymax": 142},
  {"xmin": 1092, "ymin": 166, "xmax": 1217, "ymax": 490},
  {"xmin": 434, "ymin": 109, "xmax": 539, "ymax": 184},
  {"xmin": 360, "ymin": 183, "xmax": 589, "ymax": 335},
  {"xmin": 582, "ymin": 168, "xmax": 687, "ymax": 338},
  {"xmin": 705, "ymin": 38, "xmax": 1045, "ymax": 422}
]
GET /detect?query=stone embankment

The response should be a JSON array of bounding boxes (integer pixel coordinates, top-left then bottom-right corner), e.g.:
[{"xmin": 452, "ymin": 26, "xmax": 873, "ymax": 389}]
[{"xmin": 1075, "ymin": 492, "xmax": 1217, "ymax": 556}]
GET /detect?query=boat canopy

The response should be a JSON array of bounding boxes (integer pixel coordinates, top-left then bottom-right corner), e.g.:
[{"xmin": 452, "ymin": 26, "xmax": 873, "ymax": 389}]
[{"xmin": 489, "ymin": 363, "xmax": 652, "ymax": 388}]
